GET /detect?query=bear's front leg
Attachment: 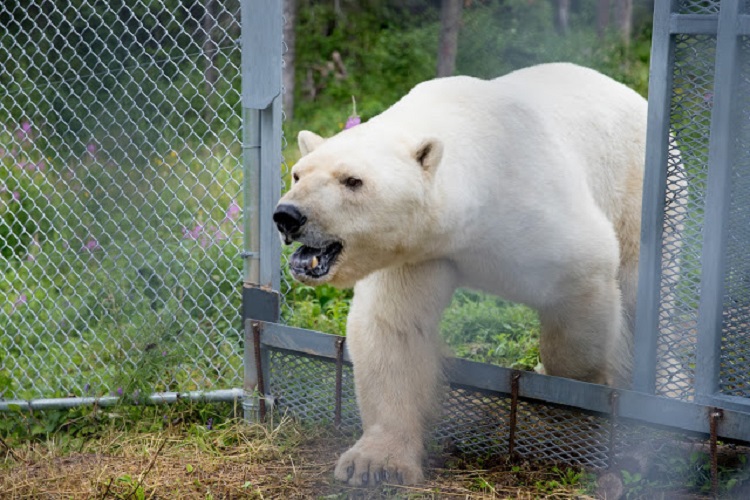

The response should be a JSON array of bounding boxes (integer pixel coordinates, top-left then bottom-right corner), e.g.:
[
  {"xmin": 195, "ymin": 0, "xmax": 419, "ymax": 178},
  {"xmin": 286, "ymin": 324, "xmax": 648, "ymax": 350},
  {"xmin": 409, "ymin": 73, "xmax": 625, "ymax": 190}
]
[{"xmin": 334, "ymin": 259, "xmax": 457, "ymax": 486}]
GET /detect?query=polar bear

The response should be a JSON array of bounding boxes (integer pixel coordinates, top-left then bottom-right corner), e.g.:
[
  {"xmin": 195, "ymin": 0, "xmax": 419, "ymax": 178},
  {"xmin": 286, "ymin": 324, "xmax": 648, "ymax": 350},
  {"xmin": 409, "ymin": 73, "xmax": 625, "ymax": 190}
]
[{"xmin": 273, "ymin": 63, "xmax": 647, "ymax": 486}]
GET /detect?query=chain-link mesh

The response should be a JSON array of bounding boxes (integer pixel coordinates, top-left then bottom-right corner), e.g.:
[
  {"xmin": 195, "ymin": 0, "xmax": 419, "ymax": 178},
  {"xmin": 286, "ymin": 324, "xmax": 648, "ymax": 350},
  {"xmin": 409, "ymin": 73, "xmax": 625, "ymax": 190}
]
[
  {"xmin": 719, "ymin": 36, "xmax": 750, "ymax": 398},
  {"xmin": 654, "ymin": 34, "xmax": 716, "ymax": 400},
  {"xmin": 0, "ymin": 0, "xmax": 243, "ymax": 400}
]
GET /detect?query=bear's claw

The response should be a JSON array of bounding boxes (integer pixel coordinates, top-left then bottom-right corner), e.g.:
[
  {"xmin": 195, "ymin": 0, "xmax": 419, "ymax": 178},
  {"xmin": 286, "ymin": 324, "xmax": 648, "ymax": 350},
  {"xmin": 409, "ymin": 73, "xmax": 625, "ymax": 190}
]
[{"xmin": 334, "ymin": 437, "xmax": 423, "ymax": 487}]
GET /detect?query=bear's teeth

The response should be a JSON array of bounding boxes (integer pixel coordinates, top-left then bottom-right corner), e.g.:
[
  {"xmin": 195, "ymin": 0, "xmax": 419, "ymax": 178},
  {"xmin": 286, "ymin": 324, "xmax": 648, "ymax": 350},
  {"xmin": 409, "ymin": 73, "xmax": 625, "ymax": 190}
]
[{"xmin": 310, "ymin": 256, "xmax": 319, "ymax": 269}]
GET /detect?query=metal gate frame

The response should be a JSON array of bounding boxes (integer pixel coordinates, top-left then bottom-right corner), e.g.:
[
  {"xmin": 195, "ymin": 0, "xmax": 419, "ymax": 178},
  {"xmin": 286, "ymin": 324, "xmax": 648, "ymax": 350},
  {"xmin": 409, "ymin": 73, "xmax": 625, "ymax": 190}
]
[{"xmin": 242, "ymin": 0, "xmax": 750, "ymax": 449}]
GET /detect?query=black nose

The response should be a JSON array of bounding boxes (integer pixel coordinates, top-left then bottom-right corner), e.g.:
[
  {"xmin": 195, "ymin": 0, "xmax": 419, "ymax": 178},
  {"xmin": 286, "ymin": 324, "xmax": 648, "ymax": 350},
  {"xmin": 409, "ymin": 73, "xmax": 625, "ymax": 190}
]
[{"xmin": 273, "ymin": 204, "xmax": 306, "ymax": 236}]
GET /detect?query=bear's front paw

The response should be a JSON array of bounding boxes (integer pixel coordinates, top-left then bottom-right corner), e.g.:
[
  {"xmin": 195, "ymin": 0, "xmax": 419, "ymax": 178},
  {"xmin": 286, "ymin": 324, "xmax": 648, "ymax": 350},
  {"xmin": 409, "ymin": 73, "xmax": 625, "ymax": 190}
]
[{"xmin": 334, "ymin": 436, "xmax": 424, "ymax": 487}]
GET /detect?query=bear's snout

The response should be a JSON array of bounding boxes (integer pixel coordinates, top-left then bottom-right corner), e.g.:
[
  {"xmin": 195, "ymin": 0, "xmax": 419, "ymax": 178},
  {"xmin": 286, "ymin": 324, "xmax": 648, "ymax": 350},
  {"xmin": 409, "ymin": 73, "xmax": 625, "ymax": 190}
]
[{"xmin": 273, "ymin": 203, "xmax": 307, "ymax": 241}]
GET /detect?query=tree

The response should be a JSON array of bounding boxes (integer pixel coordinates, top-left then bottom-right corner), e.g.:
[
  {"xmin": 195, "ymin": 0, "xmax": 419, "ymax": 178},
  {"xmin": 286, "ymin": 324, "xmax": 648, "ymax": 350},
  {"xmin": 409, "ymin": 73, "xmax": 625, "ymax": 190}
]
[
  {"xmin": 597, "ymin": 0, "xmax": 610, "ymax": 39},
  {"xmin": 553, "ymin": 0, "xmax": 571, "ymax": 35},
  {"xmin": 436, "ymin": 0, "xmax": 463, "ymax": 77},
  {"xmin": 597, "ymin": 0, "xmax": 633, "ymax": 45},
  {"xmin": 615, "ymin": 0, "xmax": 633, "ymax": 46},
  {"xmin": 283, "ymin": 0, "xmax": 297, "ymax": 120}
]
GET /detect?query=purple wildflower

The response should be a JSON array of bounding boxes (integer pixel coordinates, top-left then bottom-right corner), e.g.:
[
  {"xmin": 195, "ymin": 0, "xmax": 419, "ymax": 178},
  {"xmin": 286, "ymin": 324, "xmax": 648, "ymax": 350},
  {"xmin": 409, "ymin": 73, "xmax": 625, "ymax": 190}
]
[
  {"xmin": 206, "ymin": 417, "xmax": 213, "ymax": 430},
  {"xmin": 344, "ymin": 115, "xmax": 361, "ymax": 129},
  {"xmin": 12, "ymin": 191, "xmax": 20, "ymax": 202},
  {"xmin": 344, "ymin": 96, "xmax": 361, "ymax": 129},
  {"xmin": 182, "ymin": 224, "xmax": 203, "ymax": 240},
  {"xmin": 87, "ymin": 143, "xmax": 97, "ymax": 155},
  {"xmin": 213, "ymin": 226, "xmax": 227, "ymax": 241},
  {"xmin": 84, "ymin": 383, "xmax": 90, "ymax": 393},
  {"xmin": 16, "ymin": 121, "xmax": 32, "ymax": 141},
  {"xmin": 13, "ymin": 294, "xmax": 28, "ymax": 309},
  {"xmin": 82, "ymin": 239, "xmax": 101, "ymax": 252},
  {"xmin": 116, "ymin": 387, "xmax": 123, "ymax": 396},
  {"xmin": 226, "ymin": 200, "xmax": 241, "ymax": 221}
]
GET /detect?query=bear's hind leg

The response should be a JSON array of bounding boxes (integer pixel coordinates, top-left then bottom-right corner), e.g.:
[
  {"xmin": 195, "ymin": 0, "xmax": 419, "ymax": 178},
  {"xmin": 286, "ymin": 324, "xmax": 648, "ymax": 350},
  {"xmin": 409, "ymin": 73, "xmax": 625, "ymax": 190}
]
[
  {"xmin": 335, "ymin": 259, "xmax": 457, "ymax": 486},
  {"xmin": 538, "ymin": 274, "xmax": 624, "ymax": 386}
]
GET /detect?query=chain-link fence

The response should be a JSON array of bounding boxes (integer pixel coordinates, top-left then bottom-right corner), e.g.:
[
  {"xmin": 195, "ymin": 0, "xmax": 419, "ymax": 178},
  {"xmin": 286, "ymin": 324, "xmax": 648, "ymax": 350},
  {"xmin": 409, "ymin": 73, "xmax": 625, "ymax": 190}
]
[{"xmin": 1, "ymin": 0, "xmax": 244, "ymax": 402}]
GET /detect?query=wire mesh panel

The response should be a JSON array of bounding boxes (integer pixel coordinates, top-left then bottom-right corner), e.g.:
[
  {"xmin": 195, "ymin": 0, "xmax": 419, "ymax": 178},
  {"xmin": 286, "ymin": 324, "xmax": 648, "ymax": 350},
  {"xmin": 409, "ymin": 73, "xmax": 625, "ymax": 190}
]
[
  {"xmin": 0, "ymin": 0, "xmax": 244, "ymax": 401},
  {"xmin": 653, "ymin": 34, "xmax": 717, "ymax": 401},
  {"xmin": 718, "ymin": 36, "xmax": 750, "ymax": 398},
  {"xmin": 268, "ymin": 348, "xmax": 360, "ymax": 429},
  {"xmin": 677, "ymin": 0, "xmax": 722, "ymax": 14}
]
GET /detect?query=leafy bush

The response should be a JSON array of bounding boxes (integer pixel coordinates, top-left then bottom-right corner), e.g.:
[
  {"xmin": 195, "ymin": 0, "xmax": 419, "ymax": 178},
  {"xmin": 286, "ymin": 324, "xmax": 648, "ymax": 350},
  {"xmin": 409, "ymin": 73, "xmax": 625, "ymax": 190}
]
[{"xmin": 0, "ymin": 122, "xmax": 53, "ymax": 260}]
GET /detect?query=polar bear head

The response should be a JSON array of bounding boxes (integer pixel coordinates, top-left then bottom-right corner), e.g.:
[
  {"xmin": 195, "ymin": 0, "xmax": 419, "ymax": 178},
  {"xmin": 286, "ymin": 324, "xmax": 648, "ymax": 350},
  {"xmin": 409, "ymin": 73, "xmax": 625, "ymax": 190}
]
[{"xmin": 274, "ymin": 126, "xmax": 444, "ymax": 288}]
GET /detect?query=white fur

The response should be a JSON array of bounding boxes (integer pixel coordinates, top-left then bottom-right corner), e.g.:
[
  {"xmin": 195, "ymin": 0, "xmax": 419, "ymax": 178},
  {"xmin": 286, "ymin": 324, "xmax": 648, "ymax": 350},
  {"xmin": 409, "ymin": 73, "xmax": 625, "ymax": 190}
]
[{"xmin": 277, "ymin": 63, "xmax": 648, "ymax": 486}]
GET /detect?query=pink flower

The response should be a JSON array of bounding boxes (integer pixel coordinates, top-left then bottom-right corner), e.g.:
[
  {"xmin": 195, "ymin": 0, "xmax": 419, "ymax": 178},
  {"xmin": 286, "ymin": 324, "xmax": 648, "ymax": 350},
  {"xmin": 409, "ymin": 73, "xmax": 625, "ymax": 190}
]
[
  {"xmin": 182, "ymin": 224, "xmax": 204, "ymax": 240},
  {"xmin": 344, "ymin": 116, "xmax": 361, "ymax": 129},
  {"xmin": 225, "ymin": 200, "xmax": 241, "ymax": 221},
  {"xmin": 87, "ymin": 143, "xmax": 97, "ymax": 155},
  {"xmin": 16, "ymin": 121, "xmax": 32, "ymax": 141},
  {"xmin": 82, "ymin": 239, "xmax": 101, "ymax": 252},
  {"xmin": 12, "ymin": 191, "xmax": 20, "ymax": 202},
  {"xmin": 213, "ymin": 226, "xmax": 227, "ymax": 241},
  {"xmin": 12, "ymin": 294, "xmax": 27, "ymax": 311}
]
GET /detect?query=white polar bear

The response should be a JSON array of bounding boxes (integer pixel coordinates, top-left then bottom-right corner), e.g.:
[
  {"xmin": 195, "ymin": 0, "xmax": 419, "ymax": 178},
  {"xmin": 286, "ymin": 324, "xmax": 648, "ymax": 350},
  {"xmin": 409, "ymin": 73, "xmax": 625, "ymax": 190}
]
[{"xmin": 274, "ymin": 63, "xmax": 647, "ymax": 486}]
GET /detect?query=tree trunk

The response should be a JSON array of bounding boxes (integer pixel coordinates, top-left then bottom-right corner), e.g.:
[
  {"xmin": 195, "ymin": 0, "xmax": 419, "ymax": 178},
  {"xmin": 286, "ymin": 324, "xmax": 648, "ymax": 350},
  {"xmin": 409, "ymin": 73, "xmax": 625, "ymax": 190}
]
[
  {"xmin": 436, "ymin": 0, "xmax": 463, "ymax": 78},
  {"xmin": 553, "ymin": 0, "xmax": 571, "ymax": 36},
  {"xmin": 615, "ymin": 0, "xmax": 633, "ymax": 46},
  {"xmin": 202, "ymin": 0, "xmax": 218, "ymax": 124},
  {"xmin": 597, "ymin": 0, "xmax": 610, "ymax": 39},
  {"xmin": 283, "ymin": 0, "xmax": 297, "ymax": 120}
]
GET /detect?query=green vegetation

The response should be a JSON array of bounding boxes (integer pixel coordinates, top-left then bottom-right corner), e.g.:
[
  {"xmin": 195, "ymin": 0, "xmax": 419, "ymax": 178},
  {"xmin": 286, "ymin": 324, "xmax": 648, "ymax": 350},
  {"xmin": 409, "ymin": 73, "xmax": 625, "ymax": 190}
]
[{"xmin": 281, "ymin": 0, "xmax": 652, "ymax": 371}]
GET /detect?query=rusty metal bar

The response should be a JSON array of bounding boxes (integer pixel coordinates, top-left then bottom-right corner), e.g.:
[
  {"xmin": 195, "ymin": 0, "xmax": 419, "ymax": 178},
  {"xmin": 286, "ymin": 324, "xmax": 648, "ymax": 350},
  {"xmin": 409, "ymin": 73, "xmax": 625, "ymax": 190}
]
[
  {"xmin": 334, "ymin": 337, "xmax": 346, "ymax": 428},
  {"xmin": 608, "ymin": 390, "xmax": 620, "ymax": 468},
  {"xmin": 508, "ymin": 371, "xmax": 521, "ymax": 459},
  {"xmin": 253, "ymin": 321, "xmax": 267, "ymax": 420},
  {"xmin": 709, "ymin": 408, "xmax": 723, "ymax": 498}
]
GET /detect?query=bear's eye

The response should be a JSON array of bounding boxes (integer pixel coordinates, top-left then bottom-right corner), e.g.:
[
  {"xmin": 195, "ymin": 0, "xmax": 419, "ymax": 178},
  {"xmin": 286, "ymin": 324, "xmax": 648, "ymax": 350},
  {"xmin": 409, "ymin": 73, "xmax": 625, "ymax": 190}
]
[
  {"xmin": 292, "ymin": 172, "xmax": 299, "ymax": 183},
  {"xmin": 342, "ymin": 176, "xmax": 363, "ymax": 190}
]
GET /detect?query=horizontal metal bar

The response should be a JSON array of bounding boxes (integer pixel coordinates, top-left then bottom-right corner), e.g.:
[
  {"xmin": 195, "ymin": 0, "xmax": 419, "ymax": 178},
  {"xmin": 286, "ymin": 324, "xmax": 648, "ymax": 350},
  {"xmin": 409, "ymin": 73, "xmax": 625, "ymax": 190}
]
[
  {"xmin": 698, "ymin": 393, "xmax": 750, "ymax": 414},
  {"xmin": 258, "ymin": 322, "xmax": 750, "ymax": 442},
  {"xmin": 0, "ymin": 388, "xmax": 244, "ymax": 412},
  {"xmin": 670, "ymin": 14, "xmax": 718, "ymax": 34},
  {"xmin": 263, "ymin": 321, "xmax": 352, "ymax": 362}
]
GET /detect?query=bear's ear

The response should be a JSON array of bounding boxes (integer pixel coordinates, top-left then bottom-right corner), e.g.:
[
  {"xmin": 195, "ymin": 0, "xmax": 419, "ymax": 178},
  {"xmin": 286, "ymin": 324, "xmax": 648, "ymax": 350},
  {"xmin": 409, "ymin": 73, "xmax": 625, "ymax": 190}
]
[
  {"xmin": 414, "ymin": 138, "xmax": 444, "ymax": 173},
  {"xmin": 298, "ymin": 130, "xmax": 326, "ymax": 157}
]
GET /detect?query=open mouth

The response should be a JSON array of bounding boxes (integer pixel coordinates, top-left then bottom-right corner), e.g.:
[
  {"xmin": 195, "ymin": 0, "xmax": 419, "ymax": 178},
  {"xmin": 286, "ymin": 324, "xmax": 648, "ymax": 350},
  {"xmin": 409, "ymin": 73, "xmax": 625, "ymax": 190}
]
[{"xmin": 289, "ymin": 242, "xmax": 343, "ymax": 279}]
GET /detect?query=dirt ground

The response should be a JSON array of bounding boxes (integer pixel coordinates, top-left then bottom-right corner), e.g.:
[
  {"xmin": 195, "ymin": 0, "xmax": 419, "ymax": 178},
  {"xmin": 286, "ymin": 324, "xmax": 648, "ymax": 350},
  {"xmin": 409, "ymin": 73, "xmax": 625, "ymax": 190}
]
[{"xmin": 0, "ymin": 416, "xmax": 594, "ymax": 499}]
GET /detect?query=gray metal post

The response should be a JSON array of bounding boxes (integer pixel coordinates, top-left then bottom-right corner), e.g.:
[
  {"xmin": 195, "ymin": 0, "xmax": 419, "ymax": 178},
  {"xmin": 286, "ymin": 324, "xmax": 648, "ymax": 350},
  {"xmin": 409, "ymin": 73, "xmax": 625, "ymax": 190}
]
[
  {"xmin": 241, "ymin": 0, "xmax": 283, "ymax": 421},
  {"xmin": 694, "ymin": 0, "xmax": 743, "ymax": 403},
  {"xmin": 633, "ymin": 0, "xmax": 677, "ymax": 393}
]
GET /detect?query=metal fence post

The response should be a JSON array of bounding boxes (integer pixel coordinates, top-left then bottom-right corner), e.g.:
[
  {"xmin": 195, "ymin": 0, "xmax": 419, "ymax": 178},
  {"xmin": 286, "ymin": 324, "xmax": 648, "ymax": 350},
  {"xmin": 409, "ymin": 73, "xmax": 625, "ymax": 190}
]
[
  {"xmin": 695, "ymin": 0, "xmax": 743, "ymax": 405},
  {"xmin": 241, "ymin": 0, "xmax": 283, "ymax": 422},
  {"xmin": 633, "ymin": 0, "xmax": 677, "ymax": 393}
]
